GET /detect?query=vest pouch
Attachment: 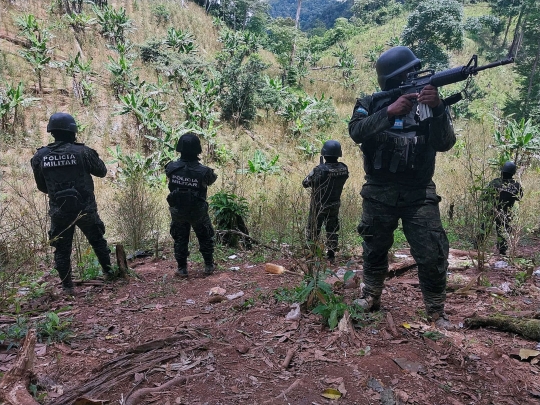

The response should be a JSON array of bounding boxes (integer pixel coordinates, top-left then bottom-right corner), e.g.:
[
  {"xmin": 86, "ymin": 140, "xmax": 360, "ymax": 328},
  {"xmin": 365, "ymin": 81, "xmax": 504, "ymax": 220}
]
[
  {"xmin": 168, "ymin": 190, "xmax": 205, "ymax": 209},
  {"xmin": 53, "ymin": 187, "xmax": 84, "ymax": 214}
]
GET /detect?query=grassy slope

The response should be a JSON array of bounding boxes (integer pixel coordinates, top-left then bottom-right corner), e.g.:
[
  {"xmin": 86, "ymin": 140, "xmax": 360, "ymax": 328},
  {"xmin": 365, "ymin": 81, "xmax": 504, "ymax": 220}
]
[{"xmin": 0, "ymin": 0, "xmax": 538, "ymax": 257}]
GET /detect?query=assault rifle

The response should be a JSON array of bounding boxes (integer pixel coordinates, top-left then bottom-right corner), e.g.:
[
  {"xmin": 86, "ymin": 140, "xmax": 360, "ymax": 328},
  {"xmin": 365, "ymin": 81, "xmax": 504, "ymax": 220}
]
[{"xmin": 372, "ymin": 55, "xmax": 514, "ymax": 107}]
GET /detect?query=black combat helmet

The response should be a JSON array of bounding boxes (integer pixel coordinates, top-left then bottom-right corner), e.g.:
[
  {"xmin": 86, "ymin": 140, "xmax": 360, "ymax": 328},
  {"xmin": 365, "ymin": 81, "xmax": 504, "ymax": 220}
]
[
  {"xmin": 376, "ymin": 46, "xmax": 422, "ymax": 90},
  {"xmin": 321, "ymin": 140, "xmax": 342, "ymax": 158},
  {"xmin": 501, "ymin": 161, "xmax": 517, "ymax": 176},
  {"xmin": 176, "ymin": 132, "xmax": 202, "ymax": 156},
  {"xmin": 47, "ymin": 113, "xmax": 78, "ymax": 134}
]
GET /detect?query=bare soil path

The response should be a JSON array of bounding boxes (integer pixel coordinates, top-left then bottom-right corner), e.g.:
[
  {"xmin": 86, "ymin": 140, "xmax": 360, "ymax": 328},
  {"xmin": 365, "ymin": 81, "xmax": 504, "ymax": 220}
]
[{"xmin": 2, "ymin": 242, "xmax": 540, "ymax": 405}]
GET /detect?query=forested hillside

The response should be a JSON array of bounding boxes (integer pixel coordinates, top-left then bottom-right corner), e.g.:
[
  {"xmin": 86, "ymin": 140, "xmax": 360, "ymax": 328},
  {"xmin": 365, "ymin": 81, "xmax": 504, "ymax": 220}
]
[
  {"xmin": 1, "ymin": 0, "xmax": 540, "ymax": 402},
  {"xmin": 268, "ymin": 0, "xmax": 353, "ymax": 29}
]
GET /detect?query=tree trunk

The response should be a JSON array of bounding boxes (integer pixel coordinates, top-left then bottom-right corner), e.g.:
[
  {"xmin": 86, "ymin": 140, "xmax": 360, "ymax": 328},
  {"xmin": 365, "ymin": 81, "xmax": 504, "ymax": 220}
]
[
  {"xmin": 0, "ymin": 329, "xmax": 39, "ymax": 405},
  {"xmin": 295, "ymin": 0, "xmax": 302, "ymax": 29},
  {"xmin": 524, "ymin": 35, "xmax": 540, "ymax": 112},
  {"xmin": 508, "ymin": 2, "xmax": 527, "ymax": 57},
  {"xmin": 115, "ymin": 244, "xmax": 129, "ymax": 279},
  {"xmin": 502, "ymin": 15, "xmax": 513, "ymax": 49}
]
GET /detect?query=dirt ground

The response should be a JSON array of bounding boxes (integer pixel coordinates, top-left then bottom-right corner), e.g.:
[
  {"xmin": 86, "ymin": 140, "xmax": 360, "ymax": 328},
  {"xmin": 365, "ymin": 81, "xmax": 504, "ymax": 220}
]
[{"xmin": 1, "ymin": 240, "xmax": 540, "ymax": 405}]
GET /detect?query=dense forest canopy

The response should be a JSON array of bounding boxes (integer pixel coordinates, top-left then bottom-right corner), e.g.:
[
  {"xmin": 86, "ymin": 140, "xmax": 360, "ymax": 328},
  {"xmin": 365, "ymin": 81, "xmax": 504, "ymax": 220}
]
[{"xmin": 268, "ymin": 0, "xmax": 353, "ymax": 30}]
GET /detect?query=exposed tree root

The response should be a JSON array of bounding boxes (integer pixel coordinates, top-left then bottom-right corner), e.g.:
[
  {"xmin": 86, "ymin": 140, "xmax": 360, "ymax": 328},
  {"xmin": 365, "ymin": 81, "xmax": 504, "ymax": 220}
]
[
  {"xmin": 124, "ymin": 372, "xmax": 207, "ymax": 405},
  {"xmin": 48, "ymin": 335, "xmax": 210, "ymax": 405}
]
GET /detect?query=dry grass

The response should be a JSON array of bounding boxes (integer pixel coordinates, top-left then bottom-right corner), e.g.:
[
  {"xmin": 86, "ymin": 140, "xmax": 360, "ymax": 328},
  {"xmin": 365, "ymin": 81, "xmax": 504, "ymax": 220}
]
[{"xmin": 0, "ymin": 0, "xmax": 539, "ymax": 301}]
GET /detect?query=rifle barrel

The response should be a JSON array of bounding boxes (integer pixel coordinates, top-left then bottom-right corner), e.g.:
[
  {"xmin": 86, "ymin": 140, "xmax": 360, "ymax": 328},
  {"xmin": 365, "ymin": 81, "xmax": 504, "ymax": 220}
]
[{"xmin": 473, "ymin": 58, "xmax": 514, "ymax": 73}]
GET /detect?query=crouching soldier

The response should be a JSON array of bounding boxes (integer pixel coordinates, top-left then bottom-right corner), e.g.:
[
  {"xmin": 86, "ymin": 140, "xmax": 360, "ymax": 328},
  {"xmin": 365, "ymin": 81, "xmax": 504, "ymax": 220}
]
[
  {"xmin": 166, "ymin": 133, "xmax": 217, "ymax": 277},
  {"xmin": 303, "ymin": 140, "xmax": 349, "ymax": 263},
  {"xmin": 31, "ymin": 113, "xmax": 113, "ymax": 295}
]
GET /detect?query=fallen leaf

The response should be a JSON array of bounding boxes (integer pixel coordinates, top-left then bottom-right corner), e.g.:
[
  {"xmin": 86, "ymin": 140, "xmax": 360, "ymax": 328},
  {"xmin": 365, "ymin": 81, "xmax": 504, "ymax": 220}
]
[
  {"xmin": 134, "ymin": 372, "xmax": 144, "ymax": 383},
  {"xmin": 34, "ymin": 344, "xmax": 47, "ymax": 356},
  {"xmin": 226, "ymin": 291, "xmax": 244, "ymax": 300},
  {"xmin": 209, "ymin": 287, "xmax": 226, "ymax": 296},
  {"xmin": 74, "ymin": 398, "xmax": 110, "ymax": 405},
  {"xmin": 393, "ymin": 357, "xmax": 426, "ymax": 373},
  {"xmin": 236, "ymin": 344, "xmax": 249, "ymax": 354},
  {"xmin": 321, "ymin": 388, "xmax": 342, "ymax": 399},
  {"xmin": 509, "ymin": 348, "xmax": 540, "ymax": 361},
  {"xmin": 114, "ymin": 295, "xmax": 129, "ymax": 305},
  {"xmin": 208, "ymin": 295, "xmax": 227, "ymax": 303},
  {"xmin": 324, "ymin": 377, "xmax": 343, "ymax": 385},
  {"xmin": 402, "ymin": 322, "xmax": 411, "ymax": 329}
]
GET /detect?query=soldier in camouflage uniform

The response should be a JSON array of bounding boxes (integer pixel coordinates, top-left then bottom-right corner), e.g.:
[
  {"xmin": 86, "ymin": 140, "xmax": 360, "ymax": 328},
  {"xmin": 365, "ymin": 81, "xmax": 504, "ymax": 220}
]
[
  {"xmin": 165, "ymin": 133, "xmax": 217, "ymax": 278},
  {"xmin": 476, "ymin": 161, "xmax": 523, "ymax": 255},
  {"xmin": 31, "ymin": 113, "xmax": 112, "ymax": 295},
  {"xmin": 303, "ymin": 140, "xmax": 349, "ymax": 263},
  {"xmin": 348, "ymin": 47, "xmax": 456, "ymax": 329}
]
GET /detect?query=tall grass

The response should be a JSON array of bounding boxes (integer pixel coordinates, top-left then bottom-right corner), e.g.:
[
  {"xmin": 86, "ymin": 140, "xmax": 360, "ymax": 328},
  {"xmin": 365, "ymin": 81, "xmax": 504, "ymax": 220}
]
[{"xmin": 0, "ymin": 0, "xmax": 539, "ymax": 308}]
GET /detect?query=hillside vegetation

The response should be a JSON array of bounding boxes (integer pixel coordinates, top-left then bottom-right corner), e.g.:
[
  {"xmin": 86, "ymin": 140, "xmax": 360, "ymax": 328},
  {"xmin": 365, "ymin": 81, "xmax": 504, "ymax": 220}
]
[{"xmin": 0, "ymin": 0, "xmax": 539, "ymax": 304}]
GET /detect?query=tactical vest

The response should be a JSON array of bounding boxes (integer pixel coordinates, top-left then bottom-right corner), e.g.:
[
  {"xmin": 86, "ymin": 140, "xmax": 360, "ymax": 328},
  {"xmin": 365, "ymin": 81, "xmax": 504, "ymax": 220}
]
[
  {"xmin": 496, "ymin": 179, "xmax": 521, "ymax": 211},
  {"xmin": 365, "ymin": 99, "xmax": 425, "ymax": 174},
  {"xmin": 165, "ymin": 160, "xmax": 208, "ymax": 210},
  {"xmin": 39, "ymin": 143, "xmax": 91, "ymax": 214},
  {"xmin": 311, "ymin": 162, "xmax": 349, "ymax": 206}
]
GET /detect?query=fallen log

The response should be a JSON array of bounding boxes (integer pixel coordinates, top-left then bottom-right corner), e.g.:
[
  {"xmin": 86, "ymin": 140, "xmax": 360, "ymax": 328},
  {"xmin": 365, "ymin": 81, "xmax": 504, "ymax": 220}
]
[
  {"xmin": 0, "ymin": 31, "xmax": 30, "ymax": 48},
  {"xmin": 0, "ymin": 329, "xmax": 39, "ymax": 405},
  {"xmin": 465, "ymin": 314, "xmax": 540, "ymax": 340},
  {"xmin": 449, "ymin": 248, "xmax": 478, "ymax": 258},
  {"xmin": 387, "ymin": 258, "xmax": 417, "ymax": 279}
]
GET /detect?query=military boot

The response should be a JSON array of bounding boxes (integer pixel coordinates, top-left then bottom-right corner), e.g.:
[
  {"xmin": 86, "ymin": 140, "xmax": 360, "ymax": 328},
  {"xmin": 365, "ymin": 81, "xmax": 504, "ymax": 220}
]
[
  {"xmin": 327, "ymin": 250, "xmax": 335, "ymax": 265},
  {"xmin": 176, "ymin": 265, "xmax": 188, "ymax": 278},
  {"xmin": 430, "ymin": 312, "xmax": 458, "ymax": 330},
  {"xmin": 62, "ymin": 284, "xmax": 75, "ymax": 296},
  {"xmin": 204, "ymin": 263, "xmax": 215, "ymax": 276},
  {"xmin": 353, "ymin": 295, "xmax": 381, "ymax": 312}
]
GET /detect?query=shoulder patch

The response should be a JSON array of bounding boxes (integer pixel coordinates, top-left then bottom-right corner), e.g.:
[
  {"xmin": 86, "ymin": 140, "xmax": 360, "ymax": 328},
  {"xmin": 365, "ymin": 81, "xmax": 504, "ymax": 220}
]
[{"xmin": 355, "ymin": 107, "xmax": 368, "ymax": 116}]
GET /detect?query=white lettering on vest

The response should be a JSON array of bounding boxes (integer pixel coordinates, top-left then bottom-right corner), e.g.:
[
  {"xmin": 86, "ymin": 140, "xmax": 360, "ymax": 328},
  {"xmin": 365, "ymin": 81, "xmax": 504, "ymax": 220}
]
[
  {"xmin": 171, "ymin": 175, "xmax": 199, "ymax": 188},
  {"xmin": 43, "ymin": 158, "xmax": 78, "ymax": 168}
]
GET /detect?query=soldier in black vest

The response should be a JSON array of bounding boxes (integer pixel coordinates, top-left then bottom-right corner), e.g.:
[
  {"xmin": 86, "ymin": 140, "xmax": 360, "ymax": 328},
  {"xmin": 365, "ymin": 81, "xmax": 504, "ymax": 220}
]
[
  {"xmin": 303, "ymin": 140, "xmax": 349, "ymax": 263},
  {"xmin": 476, "ymin": 161, "xmax": 523, "ymax": 255},
  {"xmin": 31, "ymin": 113, "xmax": 112, "ymax": 295},
  {"xmin": 166, "ymin": 133, "xmax": 217, "ymax": 277},
  {"xmin": 348, "ymin": 47, "xmax": 456, "ymax": 329}
]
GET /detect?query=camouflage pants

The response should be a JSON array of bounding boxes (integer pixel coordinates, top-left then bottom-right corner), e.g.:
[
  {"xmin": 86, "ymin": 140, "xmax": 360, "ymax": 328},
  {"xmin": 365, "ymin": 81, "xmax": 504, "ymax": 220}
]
[
  {"xmin": 49, "ymin": 211, "xmax": 111, "ymax": 288},
  {"xmin": 306, "ymin": 203, "xmax": 340, "ymax": 255},
  {"xmin": 357, "ymin": 195, "xmax": 449, "ymax": 316},
  {"xmin": 477, "ymin": 209, "xmax": 512, "ymax": 254},
  {"xmin": 170, "ymin": 208, "xmax": 215, "ymax": 266}
]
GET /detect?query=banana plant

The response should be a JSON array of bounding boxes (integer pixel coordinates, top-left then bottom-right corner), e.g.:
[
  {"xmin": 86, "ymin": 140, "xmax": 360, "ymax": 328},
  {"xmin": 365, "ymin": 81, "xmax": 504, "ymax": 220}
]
[
  {"xmin": 0, "ymin": 82, "xmax": 40, "ymax": 131},
  {"xmin": 493, "ymin": 117, "xmax": 540, "ymax": 168},
  {"xmin": 165, "ymin": 27, "xmax": 198, "ymax": 54}
]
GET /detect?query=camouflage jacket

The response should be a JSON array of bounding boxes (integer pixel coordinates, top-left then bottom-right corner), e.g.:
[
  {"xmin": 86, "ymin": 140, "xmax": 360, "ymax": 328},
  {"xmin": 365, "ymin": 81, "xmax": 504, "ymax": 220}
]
[{"xmin": 348, "ymin": 94, "xmax": 455, "ymax": 200}]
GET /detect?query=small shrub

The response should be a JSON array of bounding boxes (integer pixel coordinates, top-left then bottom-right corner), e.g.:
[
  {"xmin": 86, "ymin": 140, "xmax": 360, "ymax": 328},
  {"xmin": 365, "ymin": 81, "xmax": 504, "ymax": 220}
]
[
  {"xmin": 37, "ymin": 312, "xmax": 72, "ymax": 343},
  {"xmin": 151, "ymin": 4, "xmax": 170, "ymax": 25}
]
